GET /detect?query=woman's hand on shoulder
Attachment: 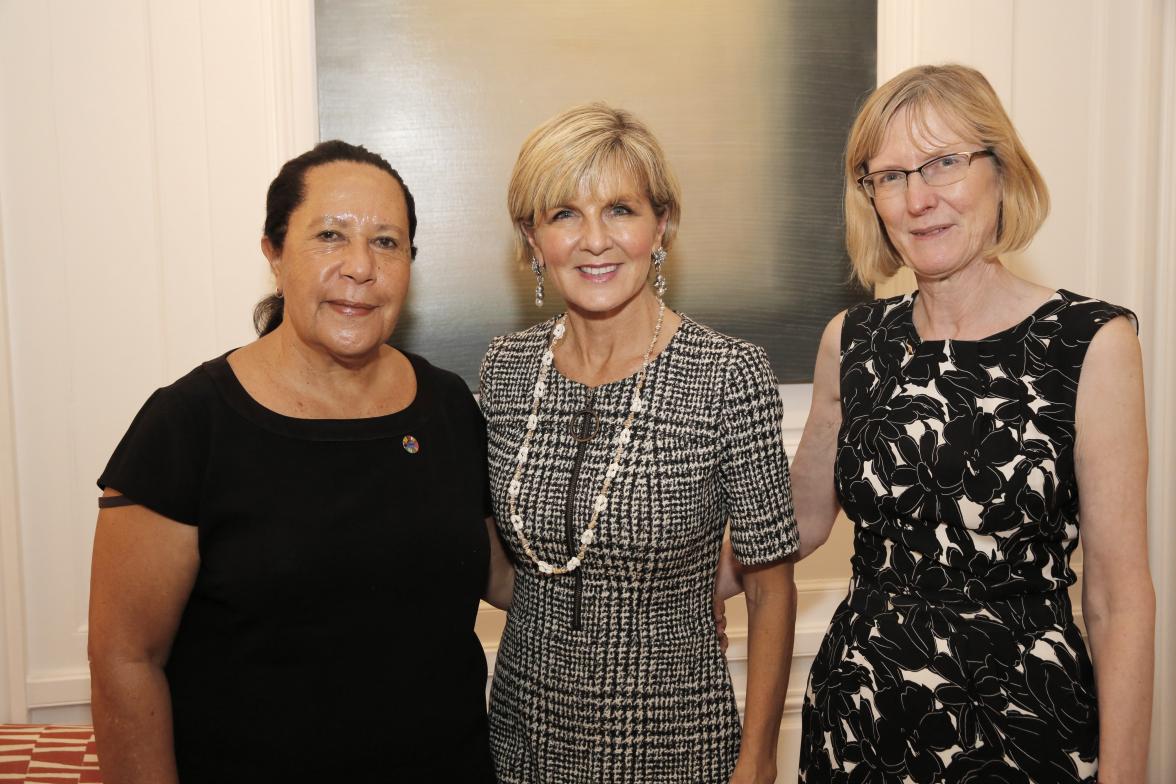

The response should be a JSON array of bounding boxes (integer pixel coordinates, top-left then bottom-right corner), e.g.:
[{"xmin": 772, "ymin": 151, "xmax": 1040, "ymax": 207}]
[
  {"xmin": 714, "ymin": 533, "xmax": 744, "ymax": 601},
  {"xmin": 790, "ymin": 311, "xmax": 845, "ymax": 560}
]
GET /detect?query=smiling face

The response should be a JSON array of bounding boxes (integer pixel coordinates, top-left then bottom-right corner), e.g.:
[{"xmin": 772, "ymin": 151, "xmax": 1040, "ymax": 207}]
[
  {"xmin": 525, "ymin": 168, "xmax": 667, "ymax": 317},
  {"xmin": 868, "ymin": 105, "xmax": 1002, "ymax": 281},
  {"xmin": 264, "ymin": 161, "xmax": 412, "ymax": 362}
]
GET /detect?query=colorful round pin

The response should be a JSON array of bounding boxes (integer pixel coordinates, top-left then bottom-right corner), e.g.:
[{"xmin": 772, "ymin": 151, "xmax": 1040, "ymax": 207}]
[{"xmin": 401, "ymin": 435, "xmax": 420, "ymax": 454}]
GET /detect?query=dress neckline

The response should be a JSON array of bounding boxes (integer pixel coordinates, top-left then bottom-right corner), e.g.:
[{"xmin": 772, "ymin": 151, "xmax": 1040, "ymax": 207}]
[
  {"xmin": 903, "ymin": 289, "xmax": 1063, "ymax": 346},
  {"xmin": 203, "ymin": 350, "xmax": 429, "ymax": 441},
  {"xmin": 547, "ymin": 313, "xmax": 688, "ymax": 391}
]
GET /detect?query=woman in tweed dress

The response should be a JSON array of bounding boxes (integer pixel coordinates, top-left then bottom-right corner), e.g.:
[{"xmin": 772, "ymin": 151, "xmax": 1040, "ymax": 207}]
[{"xmin": 481, "ymin": 103, "xmax": 799, "ymax": 784}]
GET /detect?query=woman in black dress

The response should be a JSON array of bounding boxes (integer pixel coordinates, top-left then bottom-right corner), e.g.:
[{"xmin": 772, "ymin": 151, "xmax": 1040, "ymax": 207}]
[
  {"xmin": 87, "ymin": 141, "xmax": 513, "ymax": 783},
  {"xmin": 791, "ymin": 65, "xmax": 1154, "ymax": 782}
]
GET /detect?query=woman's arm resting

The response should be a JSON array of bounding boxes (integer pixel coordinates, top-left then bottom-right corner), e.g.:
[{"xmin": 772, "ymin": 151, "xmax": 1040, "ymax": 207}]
[
  {"xmin": 791, "ymin": 313, "xmax": 844, "ymax": 559},
  {"xmin": 88, "ymin": 490, "xmax": 199, "ymax": 784},
  {"xmin": 1074, "ymin": 316, "xmax": 1154, "ymax": 783},
  {"xmin": 730, "ymin": 558, "xmax": 796, "ymax": 784},
  {"xmin": 482, "ymin": 517, "xmax": 515, "ymax": 610},
  {"xmin": 715, "ymin": 532, "xmax": 744, "ymax": 601}
]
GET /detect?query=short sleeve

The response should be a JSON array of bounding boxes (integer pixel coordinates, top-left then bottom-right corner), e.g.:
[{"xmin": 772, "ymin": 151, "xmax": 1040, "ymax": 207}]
[
  {"xmin": 97, "ymin": 385, "xmax": 207, "ymax": 526},
  {"xmin": 478, "ymin": 337, "xmax": 501, "ymax": 417},
  {"xmin": 461, "ymin": 380, "xmax": 494, "ymax": 520},
  {"xmin": 719, "ymin": 344, "xmax": 799, "ymax": 565}
]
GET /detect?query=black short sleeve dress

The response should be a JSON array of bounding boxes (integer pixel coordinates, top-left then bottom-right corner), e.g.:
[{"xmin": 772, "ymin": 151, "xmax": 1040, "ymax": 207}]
[{"xmin": 98, "ymin": 351, "xmax": 495, "ymax": 783}]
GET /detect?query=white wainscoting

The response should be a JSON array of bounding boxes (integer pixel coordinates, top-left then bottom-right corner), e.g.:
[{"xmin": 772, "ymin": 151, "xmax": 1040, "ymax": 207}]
[
  {"xmin": 1145, "ymin": 3, "xmax": 1176, "ymax": 779},
  {"xmin": 0, "ymin": 0, "xmax": 319, "ymax": 722}
]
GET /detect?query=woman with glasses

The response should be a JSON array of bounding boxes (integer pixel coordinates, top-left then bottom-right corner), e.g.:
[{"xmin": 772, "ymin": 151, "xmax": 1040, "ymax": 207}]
[
  {"xmin": 792, "ymin": 65, "xmax": 1153, "ymax": 782},
  {"xmin": 480, "ymin": 103, "xmax": 799, "ymax": 783}
]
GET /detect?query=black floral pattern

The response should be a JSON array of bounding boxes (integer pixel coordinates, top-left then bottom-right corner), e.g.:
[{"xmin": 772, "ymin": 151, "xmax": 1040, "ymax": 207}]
[{"xmin": 800, "ymin": 290, "xmax": 1135, "ymax": 783}]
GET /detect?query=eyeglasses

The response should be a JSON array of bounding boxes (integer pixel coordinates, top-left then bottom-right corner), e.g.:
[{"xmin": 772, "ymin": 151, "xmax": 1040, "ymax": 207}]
[{"xmin": 858, "ymin": 150, "xmax": 995, "ymax": 200}]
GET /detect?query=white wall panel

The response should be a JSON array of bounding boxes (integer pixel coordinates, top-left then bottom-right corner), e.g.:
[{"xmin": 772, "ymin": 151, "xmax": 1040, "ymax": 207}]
[
  {"xmin": 1005, "ymin": 4, "xmax": 1102, "ymax": 289},
  {"xmin": 1145, "ymin": 3, "xmax": 1176, "ymax": 779},
  {"xmin": 147, "ymin": 0, "xmax": 222, "ymax": 378},
  {"xmin": 0, "ymin": 0, "xmax": 318, "ymax": 713},
  {"xmin": 200, "ymin": 1, "xmax": 289, "ymax": 350},
  {"xmin": 0, "ymin": 165, "xmax": 29, "ymax": 724}
]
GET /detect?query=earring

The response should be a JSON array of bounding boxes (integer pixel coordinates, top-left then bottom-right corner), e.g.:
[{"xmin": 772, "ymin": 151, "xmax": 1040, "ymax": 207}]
[
  {"xmin": 531, "ymin": 257, "xmax": 544, "ymax": 307},
  {"xmin": 652, "ymin": 247, "xmax": 667, "ymax": 298},
  {"xmin": 275, "ymin": 288, "xmax": 284, "ymax": 299}
]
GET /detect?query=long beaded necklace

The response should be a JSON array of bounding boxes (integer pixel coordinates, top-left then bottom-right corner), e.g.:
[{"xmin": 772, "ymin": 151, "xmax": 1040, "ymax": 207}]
[{"xmin": 507, "ymin": 301, "xmax": 666, "ymax": 575}]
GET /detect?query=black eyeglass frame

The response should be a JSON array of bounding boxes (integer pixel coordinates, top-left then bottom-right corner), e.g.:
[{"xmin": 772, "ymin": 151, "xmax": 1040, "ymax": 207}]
[{"xmin": 857, "ymin": 149, "xmax": 996, "ymax": 200}]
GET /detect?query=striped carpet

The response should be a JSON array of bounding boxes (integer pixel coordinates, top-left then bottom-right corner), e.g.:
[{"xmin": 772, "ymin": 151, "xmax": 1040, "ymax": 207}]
[{"xmin": 0, "ymin": 725, "xmax": 100, "ymax": 783}]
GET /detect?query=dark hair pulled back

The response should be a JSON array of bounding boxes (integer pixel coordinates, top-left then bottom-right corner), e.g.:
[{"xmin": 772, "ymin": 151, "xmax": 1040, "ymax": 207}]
[{"xmin": 253, "ymin": 140, "xmax": 418, "ymax": 336}]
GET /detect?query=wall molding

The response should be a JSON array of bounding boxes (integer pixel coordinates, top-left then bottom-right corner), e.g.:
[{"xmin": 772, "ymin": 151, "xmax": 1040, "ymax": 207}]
[
  {"xmin": 0, "ymin": 200, "xmax": 29, "ymax": 723},
  {"xmin": 1148, "ymin": 1, "xmax": 1176, "ymax": 778},
  {"xmin": 259, "ymin": 0, "xmax": 319, "ymax": 167},
  {"xmin": 875, "ymin": 0, "xmax": 918, "ymax": 84},
  {"xmin": 13, "ymin": 0, "xmax": 320, "ymax": 720}
]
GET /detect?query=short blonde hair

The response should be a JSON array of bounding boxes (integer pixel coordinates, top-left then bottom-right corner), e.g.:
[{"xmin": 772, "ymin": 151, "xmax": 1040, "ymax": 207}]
[
  {"xmin": 507, "ymin": 103, "xmax": 682, "ymax": 266},
  {"xmin": 845, "ymin": 64, "xmax": 1049, "ymax": 287}
]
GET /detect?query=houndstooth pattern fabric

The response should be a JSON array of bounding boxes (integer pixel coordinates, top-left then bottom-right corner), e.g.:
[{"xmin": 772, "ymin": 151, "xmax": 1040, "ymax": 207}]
[{"xmin": 481, "ymin": 315, "xmax": 798, "ymax": 784}]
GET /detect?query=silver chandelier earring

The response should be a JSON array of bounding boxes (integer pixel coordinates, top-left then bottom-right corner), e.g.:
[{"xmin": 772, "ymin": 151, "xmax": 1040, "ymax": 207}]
[
  {"xmin": 531, "ymin": 257, "xmax": 545, "ymax": 307},
  {"xmin": 652, "ymin": 247, "xmax": 667, "ymax": 298}
]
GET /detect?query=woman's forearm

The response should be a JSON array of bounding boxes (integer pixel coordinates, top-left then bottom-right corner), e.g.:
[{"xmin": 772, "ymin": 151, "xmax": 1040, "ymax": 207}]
[
  {"xmin": 1085, "ymin": 586, "xmax": 1155, "ymax": 783},
  {"xmin": 90, "ymin": 659, "xmax": 180, "ymax": 784},
  {"xmin": 733, "ymin": 563, "xmax": 797, "ymax": 781}
]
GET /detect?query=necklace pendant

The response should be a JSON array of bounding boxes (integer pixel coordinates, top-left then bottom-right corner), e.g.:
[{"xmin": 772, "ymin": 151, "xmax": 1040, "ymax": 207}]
[{"xmin": 568, "ymin": 407, "xmax": 600, "ymax": 443}]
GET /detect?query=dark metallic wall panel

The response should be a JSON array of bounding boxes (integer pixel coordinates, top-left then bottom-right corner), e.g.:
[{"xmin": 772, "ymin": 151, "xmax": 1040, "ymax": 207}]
[{"xmin": 316, "ymin": 0, "xmax": 875, "ymax": 386}]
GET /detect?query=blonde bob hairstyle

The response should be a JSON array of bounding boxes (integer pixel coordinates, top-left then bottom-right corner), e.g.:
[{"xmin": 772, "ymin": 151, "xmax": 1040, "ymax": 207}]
[
  {"xmin": 845, "ymin": 64, "xmax": 1049, "ymax": 287},
  {"xmin": 507, "ymin": 103, "xmax": 682, "ymax": 267}
]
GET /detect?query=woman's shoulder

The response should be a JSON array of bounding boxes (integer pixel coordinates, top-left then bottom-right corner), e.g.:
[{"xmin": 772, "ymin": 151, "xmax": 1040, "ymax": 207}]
[
  {"xmin": 401, "ymin": 349, "xmax": 468, "ymax": 393},
  {"xmin": 99, "ymin": 356, "xmax": 228, "ymax": 496},
  {"xmin": 112, "ymin": 354, "xmax": 241, "ymax": 445},
  {"xmin": 843, "ymin": 292, "xmax": 910, "ymax": 327},
  {"xmin": 145, "ymin": 353, "xmax": 230, "ymax": 416},
  {"xmin": 1049, "ymin": 289, "xmax": 1139, "ymax": 334},
  {"xmin": 488, "ymin": 320, "xmax": 553, "ymax": 352},
  {"xmin": 675, "ymin": 314, "xmax": 765, "ymax": 357},
  {"xmin": 481, "ymin": 319, "xmax": 554, "ymax": 374},
  {"xmin": 674, "ymin": 315, "xmax": 776, "ymax": 384}
]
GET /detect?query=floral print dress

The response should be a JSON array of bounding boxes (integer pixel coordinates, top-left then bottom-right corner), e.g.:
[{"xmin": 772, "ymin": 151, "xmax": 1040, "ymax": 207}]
[{"xmin": 799, "ymin": 290, "xmax": 1134, "ymax": 784}]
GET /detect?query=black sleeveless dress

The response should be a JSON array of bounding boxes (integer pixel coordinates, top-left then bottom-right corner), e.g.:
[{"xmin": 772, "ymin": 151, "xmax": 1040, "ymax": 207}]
[{"xmin": 799, "ymin": 290, "xmax": 1134, "ymax": 784}]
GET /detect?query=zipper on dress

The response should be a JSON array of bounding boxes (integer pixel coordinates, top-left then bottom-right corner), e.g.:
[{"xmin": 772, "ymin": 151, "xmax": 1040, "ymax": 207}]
[{"xmin": 564, "ymin": 386, "xmax": 597, "ymax": 631}]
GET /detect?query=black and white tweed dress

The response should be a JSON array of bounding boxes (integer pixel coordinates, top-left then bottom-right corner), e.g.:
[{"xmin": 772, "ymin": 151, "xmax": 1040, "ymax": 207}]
[{"xmin": 481, "ymin": 315, "xmax": 799, "ymax": 784}]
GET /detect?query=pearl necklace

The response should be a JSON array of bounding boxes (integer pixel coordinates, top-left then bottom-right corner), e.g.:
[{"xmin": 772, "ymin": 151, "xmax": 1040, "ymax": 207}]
[{"xmin": 507, "ymin": 301, "xmax": 666, "ymax": 575}]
